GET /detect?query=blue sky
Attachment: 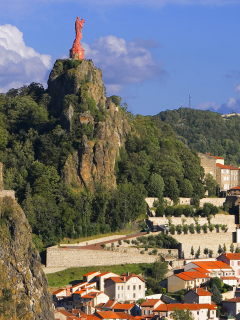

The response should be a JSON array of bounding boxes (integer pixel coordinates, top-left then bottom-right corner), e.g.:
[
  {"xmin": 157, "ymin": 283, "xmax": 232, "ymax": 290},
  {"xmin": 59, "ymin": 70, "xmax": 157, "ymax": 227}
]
[{"xmin": 1, "ymin": 0, "xmax": 240, "ymax": 115}]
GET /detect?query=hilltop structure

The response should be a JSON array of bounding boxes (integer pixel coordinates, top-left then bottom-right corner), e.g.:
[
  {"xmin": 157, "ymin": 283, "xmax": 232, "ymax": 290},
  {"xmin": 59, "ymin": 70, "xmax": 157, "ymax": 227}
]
[{"xmin": 70, "ymin": 16, "xmax": 86, "ymax": 60}]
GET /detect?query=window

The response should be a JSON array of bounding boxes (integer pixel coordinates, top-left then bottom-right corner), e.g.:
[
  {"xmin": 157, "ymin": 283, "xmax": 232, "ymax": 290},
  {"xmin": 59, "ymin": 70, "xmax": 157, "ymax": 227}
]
[
  {"xmin": 133, "ymin": 293, "xmax": 136, "ymax": 298},
  {"xmin": 231, "ymin": 261, "xmax": 234, "ymax": 266},
  {"xmin": 133, "ymin": 285, "xmax": 136, "ymax": 290},
  {"xmin": 149, "ymin": 310, "xmax": 152, "ymax": 315},
  {"xmin": 121, "ymin": 294, "xmax": 123, "ymax": 299},
  {"xmin": 139, "ymin": 285, "xmax": 141, "ymax": 290},
  {"xmin": 238, "ymin": 269, "xmax": 240, "ymax": 276},
  {"xmin": 238, "ymin": 261, "xmax": 240, "ymax": 266},
  {"xmin": 127, "ymin": 285, "xmax": 130, "ymax": 290},
  {"xmin": 118, "ymin": 286, "xmax": 120, "ymax": 290},
  {"xmin": 144, "ymin": 310, "xmax": 147, "ymax": 315},
  {"xmin": 197, "ymin": 311, "xmax": 199, "ymax": 315},
  {"xmin": 118, "ymin": 294, "xmax": 120, "ymax": 298},
  {"xmin": 121, "ymin": 286, "xmax": 123, "ymax": 290}
]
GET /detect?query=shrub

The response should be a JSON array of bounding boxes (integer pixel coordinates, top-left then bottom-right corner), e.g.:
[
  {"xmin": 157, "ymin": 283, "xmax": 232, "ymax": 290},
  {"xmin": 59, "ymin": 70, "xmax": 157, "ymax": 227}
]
[
  {"xmin": 195, "ymin": 225, "xmax": 201, "ymax": 233},
  {"xmin": 183, "ymin": 206, "xmax": 194, "ymax": 217},
  {"xmin": 189, "ymin": 224, "xmax": 195, "ymax": 234},
  {"xmin": 183, "ymin": 224, "xmax": 188, "ymax": 234},
  {"xmin": 156, "ymin": 205, "xmax": 165, "ymax": 217},
  {"xmin": 118, "ymin": 239, "xmax": 122, "ymax": 245},
  {"xmin": 165, "ymin": 206, "xmax": 175, "ymax": 216},
  {"xmin": 124, "ymin": 239, "xmax": 130, "ymax": 244},
  {"xmin": 169, "ymin": 225, "xmax": 175, "ymax": 235},
  {"xmin": 101, "ymin": 243, "xmax": 106, "ymax": 249},
  {"xmin": 176, "ymin": 225, "xmax": 182, "ymax": 234},
  {"xmin": 152, "ymin": 249, "xmax": 158, "ymax": 255},
  {"xmin": 174, "ymin": 206, "xmax": 183, "ymax": 217},
  {"xmin": 221, "ymin": 224, "xmax": 227, "ymax": 231},
  {"xmin": 202, "ymin": 224, "xmax": 208, "ymax": 233},
  {"xmin": 208, "ymin": 224, "xmax": 214, "ymax": 232},
  {"xmin": 140, "ymin": 250, "xmax": 145, "ymax": 254}
]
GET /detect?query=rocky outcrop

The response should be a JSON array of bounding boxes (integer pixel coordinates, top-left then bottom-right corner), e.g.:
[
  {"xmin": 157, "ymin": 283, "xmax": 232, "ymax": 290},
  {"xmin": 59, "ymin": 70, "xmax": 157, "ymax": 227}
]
[
  {"xmin": 48, "ymin": 59, "xmax": 131, "ymax": 191},
  {"xmin": 0, "ymin": 196, "xmax": 54, "ymax": 320}
]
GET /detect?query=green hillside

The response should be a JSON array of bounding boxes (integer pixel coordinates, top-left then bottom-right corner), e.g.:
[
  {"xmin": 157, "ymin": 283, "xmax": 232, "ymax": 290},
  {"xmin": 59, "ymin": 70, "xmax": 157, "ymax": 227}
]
[
  {"xmin": 155, "ymin": 108, "xmax": 240, "ymax": 166},
  {"xmin": 0, "ymin": 61, "xmax": 205, "ymax": 249}
]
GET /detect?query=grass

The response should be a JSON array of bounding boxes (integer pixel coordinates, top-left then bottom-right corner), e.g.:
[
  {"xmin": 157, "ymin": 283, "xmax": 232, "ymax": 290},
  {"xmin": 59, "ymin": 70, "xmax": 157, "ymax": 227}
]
[{"xmin": 46, "ymin": 263, "xmax": 153, "ymax": 288}]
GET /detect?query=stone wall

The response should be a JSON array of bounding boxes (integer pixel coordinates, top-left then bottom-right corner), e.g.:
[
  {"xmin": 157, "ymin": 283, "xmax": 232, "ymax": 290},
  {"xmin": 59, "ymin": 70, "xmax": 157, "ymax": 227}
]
[
  {"xmin": 69, "ymin": 235, "xmax": 127, "ymax": 246},
  {"xmin": 198, "ymin": 153, "xmax": 217, "ymax": 179},
  {"xmin": 148, "ymin": 214, "xmax": 236, "ymax": 231},
  {"xmin": 46, "ymin": 247, "xmax": 159, "ymax": 268},
  {"xmin": 173, "ymin": 231, "xmax": 233, "ymax": 258}
]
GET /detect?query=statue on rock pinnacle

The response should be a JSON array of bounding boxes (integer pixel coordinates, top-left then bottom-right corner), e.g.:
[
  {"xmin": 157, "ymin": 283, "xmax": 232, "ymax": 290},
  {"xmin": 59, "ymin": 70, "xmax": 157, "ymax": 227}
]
[{"xmin": 70, "ymin": 17, "xmax": 86, "ymax": 60}]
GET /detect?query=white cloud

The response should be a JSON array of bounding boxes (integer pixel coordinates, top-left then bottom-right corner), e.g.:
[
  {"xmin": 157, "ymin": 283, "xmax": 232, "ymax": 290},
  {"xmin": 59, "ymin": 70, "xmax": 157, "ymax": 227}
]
[
  {"xmin": 195, "ymin": 101, "xmax": 221, "ymax": 111},
  {"xmin": 0, "ymin": 24, "xmax": 51, "ymax": 93},
  {"xmin": 82, "ymin": 35, "xmax": 165, "ymax": 94}
]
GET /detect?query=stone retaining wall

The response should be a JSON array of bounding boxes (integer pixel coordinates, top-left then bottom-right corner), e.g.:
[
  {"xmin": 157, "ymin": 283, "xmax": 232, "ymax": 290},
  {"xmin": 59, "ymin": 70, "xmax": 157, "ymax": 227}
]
[
  {"xmin": 173, "ymin": 232, "xmax": 233, "ymax": 258},
  {"xmin": 46, "ymin": 247, "xmax": 159, "ymax": 268},
  {"xmin": 148, "ymin": 214, "xmax": 236, "ymax": 231},
  {"xmin": 69, "ymin": 235, "xmax": 127, "ymax": 246}
]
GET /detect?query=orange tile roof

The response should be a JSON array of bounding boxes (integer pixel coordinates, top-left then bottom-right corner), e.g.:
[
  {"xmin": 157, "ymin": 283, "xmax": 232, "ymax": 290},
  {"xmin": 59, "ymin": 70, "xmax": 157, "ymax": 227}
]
[
  {"xmin": 105, "ymin": 277, "xmax": 124, "ymax": 283},
  {"xmin": 192, "ymin": 267, "xmax": 210, "ymax": 274},
  {"xmin": 86, "ymin": 315, "xmax": 101, "ymax": 320},
  {"xmin": 224, "ymin": 297, "xmax": 240, "ymax": 303},
  {"xmin": 122, "ymin": 273, "xmax": 145, "ymax": 282},
  {"xmin": 216, "ymin": 163, "xmax": 238, "ymax": 170},
  {"xmin": 115, "ymin": 312, "xmax": 135, "ymax": 319},
  {"xmin": 83, "ymin": 271, "xmax": 100, "ymax": 277},
  {"xmin": 52, "ymin": 288, "xmax": 65, "ymax": 295},
  {"xmin": 193, "ymin": 261, "xmax": 232, "ymax": 270},
  {"xmin": 154, "ymin": 303, "xmax": 216, "ymax": 312},
  {"xmin": 141, "ymin": 299, "xmax": 162, "ymax": 307},
  {"xmin": 82, "ymin": 292, "xmax": 99, "ymax": 299},
  {"xmin": 96, "ymin": 272, "xmax": 112, "ymax": 278},
  {"xmin": 229, "ymin": 185, "xmax": 240, "ymax": 190},
  {"xmin": 71, "ymin": 282, "xmax": 87, "ymax": 288},
  {"xmin": 73, "ymin": 289, "xmax": 86, "ymax": 294},
  {"xmin": 192, "ymin": 288, "xmax": 212, "ymax": 296},
  {"xmin": 103, "ymin": 300, "xmax": 116, "ymax": 308},
  {"xmin": 176, "ymin": 271, "xmax": 209, "ymax": 281},
  {"xmin": 223, "ymin": 253, "xmax": 240, "ymax": 260},
  {"xmin": 112, "ymin": 303, "xmax": 135, "ymax": 310},
  {"xmin": 220, "ymin": 277, "xmax": 238, "ymax": 280},
  {"xmin": 95, "ymin": 311, "xmax": 120, "ymax": 319},
  {"xmin": 212, "ymin": 156, "xmax": 225, "ymax": 160}
]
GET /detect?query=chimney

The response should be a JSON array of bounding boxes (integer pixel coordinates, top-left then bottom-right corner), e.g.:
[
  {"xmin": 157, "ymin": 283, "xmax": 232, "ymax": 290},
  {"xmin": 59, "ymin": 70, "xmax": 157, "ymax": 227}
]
[
  {"xmin": 127, "ymin": 272, "xmax": 129, "ymax": 276},
  {"xmin": 0, "ymin": 163, "xmax": 4, "ymax": 191}
]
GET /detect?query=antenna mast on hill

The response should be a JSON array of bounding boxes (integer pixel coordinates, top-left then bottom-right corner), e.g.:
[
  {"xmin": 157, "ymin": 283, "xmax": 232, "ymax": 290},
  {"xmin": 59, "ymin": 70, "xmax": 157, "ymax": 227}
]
[{"xmin": 189, "ymin": 94, "xmax": 191, "ymax": 108}]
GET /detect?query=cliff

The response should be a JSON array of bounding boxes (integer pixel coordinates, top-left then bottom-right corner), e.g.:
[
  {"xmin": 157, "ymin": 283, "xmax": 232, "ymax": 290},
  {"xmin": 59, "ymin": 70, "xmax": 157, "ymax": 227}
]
[
  {"xmin": 48, "ymin": 59, "xmax": 130, "ymax": 191},
  {"xmin": 0, "ymin": 196, "xmax": 54, "ymax": 320}
]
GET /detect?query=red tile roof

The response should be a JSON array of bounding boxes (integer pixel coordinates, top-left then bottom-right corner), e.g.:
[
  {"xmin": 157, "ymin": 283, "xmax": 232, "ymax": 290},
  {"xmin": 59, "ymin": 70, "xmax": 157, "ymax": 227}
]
[
  {"xmin": 220, "ymin": 277, "xmax": 238, "ymax": 280},
  {"xmin": 224, "ymin": 297, "xmax": 240, "ymax": 303},
  {"xmin": 83, "ymin": 271, "xmax": 100, "ymax": 277},
  {"xmin": 222, "ymin": 253, "xmax": 240, "ymax": 260},
  {"xmin": 176, "ymin": 271, "xmax": 209, "ymax": 281},
  {"xmin": 96, "ymin": 272, "xmax": 112, "ymax": 278},
  {"xmin": 103, "ymin": 300, "xmax": 116, "ymax": 308},
  {"xmin": 52, "ymin": 288, "xmax": 65, "ymax": 295},
  {"xmin": 216, "ymin": 163, "xmax": 238, "ymax": 170},
  {"xmin": 86, "ymin": 315, "xmax": 101, "ymax": 320},
  {"xmin": 193, "ymin": 261, "xmax": 232, "ymax": 270},
  {"xmin": 141, "ymin": 299, "xmax": 162, "ymax": 307},
  {"xmin": 95, "ymin": 311, "xmax": 120, "ymax": 319},
  {"xmin": 189, "ymin": 288, "xmax": 212, "ymax": 296},
  {"xmin": 112, "ymin": 303, "xmax": 135, "ymax": 310},
  {"xmin": 71, "ymin": 282, "xmax": 87, "ymax": 288},
  {"xmin": 115, "ymin": 312, "xmax": 135, "ymax": 319},
  {"xmin": 212, "ymin": 156, "xmax": 225, "ymax": 160},
  {"xmin": 154, "ymin": 303, "xmax": 216, "ymax": 312},
  {"xmin": 105, "ymin": 277, "xmax": 124, "ymax": 283},
  {"xmin": 229, "ymin": 185, "xmax": 240, "ymax": 190}
]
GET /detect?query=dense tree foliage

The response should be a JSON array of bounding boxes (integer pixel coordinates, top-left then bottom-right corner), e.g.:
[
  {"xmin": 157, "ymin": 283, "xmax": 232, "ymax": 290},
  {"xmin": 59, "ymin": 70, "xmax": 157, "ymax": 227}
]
[
  {"xmin": 0, "ymin": 77, "xmax": 205, "ymax": 248},
  {"xmin": 155, "ymin": 108, "xmax": 240, "ymax": 166}
]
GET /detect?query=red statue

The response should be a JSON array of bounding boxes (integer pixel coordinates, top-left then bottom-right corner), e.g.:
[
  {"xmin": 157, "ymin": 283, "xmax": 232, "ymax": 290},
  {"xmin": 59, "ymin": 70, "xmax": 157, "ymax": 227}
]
[{"xmin": 70, "ymin": 17, "xmax": 86, "ymax": 60}]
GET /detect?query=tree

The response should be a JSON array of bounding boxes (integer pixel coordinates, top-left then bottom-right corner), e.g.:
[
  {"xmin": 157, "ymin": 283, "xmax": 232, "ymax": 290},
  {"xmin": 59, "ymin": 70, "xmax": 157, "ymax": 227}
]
[
  {"xmin": 179, "ymin": 179, "xmax": 193, "ymax": 198},
  {"xmin": 191, "ymin": 246, "xmax": 194, "ymax": 258},
  {"xmin": 147, "ymin": 173, "xmax": 165, "ymax": 201},
  {"xmin": 218, "ymin": 245, "xmax": 223, "ymax": 255},
  {"xmin": 204, "ymin": 173, "xmax": 217, "ymax": 197},
  {"xmin": 151, "ymin": 258, "xmax": 168, "ymax": 281},
  {"xmin": 196, "ymin": 246, "xmax": 201, "ymax": 258},
  {"xmin": 223, "ymin": 243, "xmax": 227, "ymax": 253},
  {"xmin": 230, "ymin": 243, "xmax": 234, "ymax": 253},
  {"xmin": 172, "ymin": 308, "xmax": 194, "ymax": 320},
  {"xmin": 210, "ymin": 284, "xmax": 222, "ymax": 305},
  {"xmin": 204, "ymin": 248, "xmax": 209, "ymax": 258},
  {"xmin": 164, "ymin": 176, "xmax": 179, "ymax": 205}
]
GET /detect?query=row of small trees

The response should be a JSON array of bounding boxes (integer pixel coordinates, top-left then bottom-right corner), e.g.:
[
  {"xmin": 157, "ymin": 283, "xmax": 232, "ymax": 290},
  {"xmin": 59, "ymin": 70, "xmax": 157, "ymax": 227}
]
[
  {"xmin": 190, "ymin": 243, "xmax": 239, "ymax": 258},
  {"xmin": 169, "ymin": 223, "xmax": 227, "ymax": 235}
]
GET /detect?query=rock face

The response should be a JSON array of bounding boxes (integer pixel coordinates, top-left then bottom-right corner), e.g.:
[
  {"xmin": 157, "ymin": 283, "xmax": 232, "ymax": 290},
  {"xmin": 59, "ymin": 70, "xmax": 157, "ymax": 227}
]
[
  {"xmin": 48, "ymin": 59, "xmax": 131, "ymax": 191},
  {"xmin": 0, "ymin": 196, "xmax": 54, "ymax": 320}
]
